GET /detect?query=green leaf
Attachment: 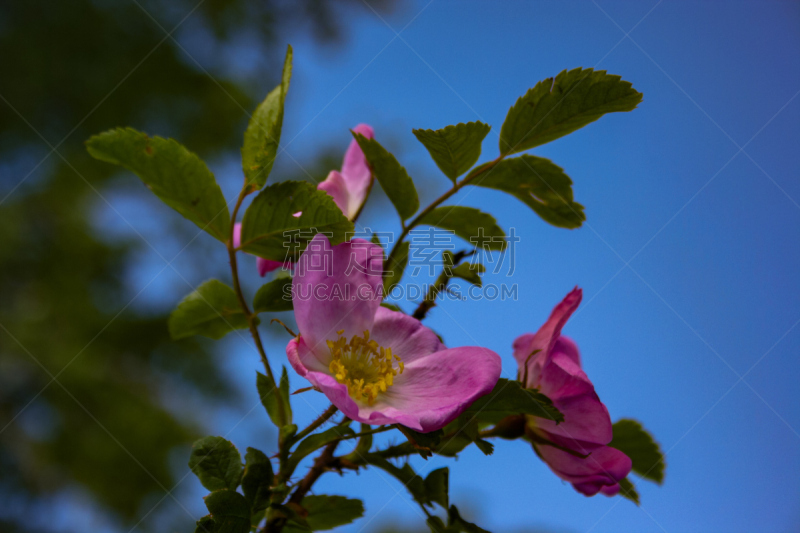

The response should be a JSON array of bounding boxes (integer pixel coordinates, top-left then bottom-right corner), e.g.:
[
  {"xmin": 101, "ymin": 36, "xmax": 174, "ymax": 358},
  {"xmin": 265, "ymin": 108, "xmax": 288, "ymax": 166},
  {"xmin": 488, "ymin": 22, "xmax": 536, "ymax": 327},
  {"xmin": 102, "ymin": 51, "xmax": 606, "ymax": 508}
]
[
  {"xmin": 239, "ymin": 180, "xmax": 353, "ymax": 261},
  {"xmin": 617, "ymin": 477, "xmax": 640, "ymax": 505},
  {"xmin": 256, "ymin": 367, "xmax": 292, "ymax": 427},
  {"xmin": 86, "ymin": 127, "xmax": 231, "ymax": 241},
  {"xmin": 396, "ymin": 425, "xmax": 443, "ymax": 458},
  {"xmin": 284, "ymin": 426, "xmax": 354, "ymax": 475},
  {"xmin": 450, "ymin": 263, "xmax": 485, "ymax": 288},
  {"xmin": 203, "ymin": 490, "xmax": 251, "ymax": 533},
  {"xmin": 447, "ymin": 505, "xmax": 490, "ymax": 533},
  {"xmin": 354, "ymin": 133, "xmax": 419, "ymax": 221},
  {"xmin": 189, "ymin": 437, "xmax": 243, "ymax": 492},
  {"xmin": 427, "ymin": 516, "xmax": 453, "ymax": 533},
  {"xmin": 473, "ymin": 439, "xmax": 494, "ymax": 456},
  {"xmin": 418, "ymin": 206, "xmax": 506, "ymax": 251},
  {"xmin": 609, "ymin": 419, "xmax": 665, "ymax": 484},
  {"xmin": 412, "ymin": 122, "xmax": 491, "ymax": 182},
  {"xmin": 242, "ymin": 45, "xmax": 293, "ymax": 190},
  {"xmin": 168, "ymin": 280, "xmax": 248, "ymax": 340},
  {"xmin": 384, "ymin": 240, "xmax": 410, "ymax": 292},
  {"xmin": 462, "ymin": 378, "xmax": 563, "ymax": 424},
  {"xmin": 499, "ymin": 67, "xmax": 642, "ymax": 155},
  {"xmin": 241, "ymin": 448, "xmax": 273, "ymax": 525},
  {"xmin": 424, "ymin": 468, "xmax": 449, "ymax": 509},
  {"xmin": 253, "ymin": 277, "xmax": 293, "ymax": 313},
  {"xmin": 195, "ymin": 515, "xmax": 217, "ymax": 533},
  {"xmin": 468, "ymin": 155, "xmax": 584, "ymax": 229},
  {"xmin": 366, "ymin": 455, "xmax": 429, "ymax": 505},
  {"xmin": 297, "ymin": 495, "xmax": 364, "ymax": 530}
]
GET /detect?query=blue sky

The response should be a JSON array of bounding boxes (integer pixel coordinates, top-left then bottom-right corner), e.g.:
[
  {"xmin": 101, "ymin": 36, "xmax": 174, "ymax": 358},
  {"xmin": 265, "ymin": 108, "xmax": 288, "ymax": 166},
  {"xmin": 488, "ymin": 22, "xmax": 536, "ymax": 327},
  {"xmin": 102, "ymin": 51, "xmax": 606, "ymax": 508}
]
[{"xmin": 110, "ymin": 2, "xmax": 800, "ymax": 532}]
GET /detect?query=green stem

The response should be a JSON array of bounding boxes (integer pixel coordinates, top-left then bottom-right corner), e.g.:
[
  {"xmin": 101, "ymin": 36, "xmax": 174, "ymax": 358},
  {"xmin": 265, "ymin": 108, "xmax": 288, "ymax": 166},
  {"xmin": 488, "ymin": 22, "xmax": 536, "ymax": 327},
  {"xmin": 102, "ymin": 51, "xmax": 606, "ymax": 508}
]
[
  {"xmin": 227, "ymin": 188, "xmax": 285, "ymax": 427},
  {"xmin": 384, "ymin": 155, "xmax": 503, "ymax": 278}
]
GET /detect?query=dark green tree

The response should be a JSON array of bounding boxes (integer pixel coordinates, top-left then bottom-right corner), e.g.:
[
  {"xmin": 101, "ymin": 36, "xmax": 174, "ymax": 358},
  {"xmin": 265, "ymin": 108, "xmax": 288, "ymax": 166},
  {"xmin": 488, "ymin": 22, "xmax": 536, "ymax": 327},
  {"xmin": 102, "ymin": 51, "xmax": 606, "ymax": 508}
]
[{"xmin": 0, "ymin": 1, "xmax": 391, "ymax": 531}]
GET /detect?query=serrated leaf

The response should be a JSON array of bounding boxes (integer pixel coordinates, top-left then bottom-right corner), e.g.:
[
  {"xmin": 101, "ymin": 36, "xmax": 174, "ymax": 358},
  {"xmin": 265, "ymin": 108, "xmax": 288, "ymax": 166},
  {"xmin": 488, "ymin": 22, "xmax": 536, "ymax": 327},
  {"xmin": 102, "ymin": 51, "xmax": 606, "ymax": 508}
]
[
  {"xmin": 366, "ymin": 455, "xmax": 429, "ymax": 505},
  {"xmin": 424, "ymin": 468, "xmax": 449, "ymax": 509},
  {"xmin": 284, "ymin": 426, "xmax": 354, "ymax": 475},
  {"xmin": 462, "ymin": 378, "xmax": 563, "ymax": 424},
  {"xmin": 384, "ymin": 240, "xmax": 410, "ymax": 292},
  {"xmin": 189, "ymin": 437, "xmax": 242, "ymax": 492},
  {"xmin": 354, "ymin": 133, "xmax": 419, "ymax": 220},
  {"xmin": 295, "ymin": 495, "xmax": 364, "ymax": 530},
  {"xmin": 168, "ymin": 280, "xmax": 248, "ymax": 340},
  {"xmin": 413, "ymin": 122, "xmax": 491, "ymax": 182},
  {"xmin": 468, "ymin": 155, "xmax": 584, "ymax": 229},
  {"xmin": 398, "ymin": 426, "xmax": 443, "ymax": 449},
  {"xmin": 617, "ymin": 477, "xmax": 640, "ymax": 505},
  {"xmin": 499, "ymin": 67, "xmax": 642, "ymax": 155},
  {"xmin": 253, "ymin": 277, "xmax": 293, "ymax": 313},
  {"xmin": 241, "ymin": 448, "xmax": 273, "ymax": 525},
  {"xmin": 609, "ymin": 419, "xmax": 665, "ymax": 484},
  {"xmin": 86, "ymin": 127, "xmax": 231, "ymax": 241},
  {"xmin": 242, "ymin": 45, "xmax": 292, "ymax": 189},
  {"xmin": 473, "ymin": 439, "xmax": 494, "ymax": 456},
  {"xmin": 239, "ymin": 181, "xmax": 353, "ymax": 261},
  {"xmin": 418, "ymin": 206, "xmax": 506, "ymax": 251},
  {"xmin": 203, "ymin": 490, "xmax": 251, "ymax": 533},
  {"xmin": 450, "ymin": 263, "xmax": 485, "ymax": 288},
  {"xmin": 256, "ymin": 367, "xmax": 292, "ymax": 427}
]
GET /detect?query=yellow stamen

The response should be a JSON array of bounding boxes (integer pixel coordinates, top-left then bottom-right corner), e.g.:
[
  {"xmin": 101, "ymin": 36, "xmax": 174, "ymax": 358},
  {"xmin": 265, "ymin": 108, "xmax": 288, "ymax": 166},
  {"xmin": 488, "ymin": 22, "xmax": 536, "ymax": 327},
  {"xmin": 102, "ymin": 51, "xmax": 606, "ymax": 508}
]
[{"xmin": 327, "ymin": 330, "xmax": 403, "ymax": 405}]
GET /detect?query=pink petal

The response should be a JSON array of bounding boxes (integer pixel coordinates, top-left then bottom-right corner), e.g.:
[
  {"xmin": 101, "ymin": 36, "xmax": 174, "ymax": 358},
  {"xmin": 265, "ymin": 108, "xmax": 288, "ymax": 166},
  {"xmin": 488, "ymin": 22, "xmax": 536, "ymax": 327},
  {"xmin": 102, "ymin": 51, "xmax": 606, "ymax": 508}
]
[
  {"xmin": 341, "ymin": 123, "xmax": 374, "ymax": 218},
  {"xmin": 369, "ymin": 306, "xmax": 444, "ymax": 364},
  {"xmin": 536, "ymin": 443, "xmax": 632, "ymax": 497},
  {"xmin": 317, "ymin": 170, "xmax": 350, "ymax": 217},
  {"xmin": 257, "ymin": 257, "xmax": 286, "ymax": 277},
  {"xmin": 286, "ymin": 336, "xmax": 330, "ymax": 377},
  {"xmin": 513, "ymin": 287, "xmax": 582, "ymax": 388},
  {"xmin": 371, "ymin": 346, "xmax": 502, "ymax": 432},
  {"xmin": 292, "ymin": 234, "xmax": 383, "ymax": 354},
  {"xmin": 233, "ymin": 222, "xmax": 242, "ymax": 248},
  {"xmin": 530, "ymin": 341, "xmax": 613, "ymax": 448}
]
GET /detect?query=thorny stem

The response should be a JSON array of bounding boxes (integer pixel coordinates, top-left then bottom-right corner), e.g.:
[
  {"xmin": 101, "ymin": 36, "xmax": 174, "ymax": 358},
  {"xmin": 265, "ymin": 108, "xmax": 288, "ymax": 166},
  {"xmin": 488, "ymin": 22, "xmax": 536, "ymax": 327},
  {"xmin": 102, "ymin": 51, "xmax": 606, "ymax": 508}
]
[
  {"xmin": 384, "ymin": 155, "xmax": 503, "ymax": 279},
  {"xmin": 228, "ymin": 187, "xmax": 286, "ymax": 427},
  {"xmin": 264, "ymin": 441, "xmax": 341, "ymax": 533}
]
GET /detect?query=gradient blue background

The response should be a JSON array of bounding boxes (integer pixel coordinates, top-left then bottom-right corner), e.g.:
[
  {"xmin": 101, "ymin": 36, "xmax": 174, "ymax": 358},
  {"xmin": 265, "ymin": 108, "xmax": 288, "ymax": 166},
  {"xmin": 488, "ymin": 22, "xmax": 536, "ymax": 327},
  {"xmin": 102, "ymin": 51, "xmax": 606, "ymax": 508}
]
[{"xmin": 100, "ymin": 2, "xmax": 800, "ymax": 532}]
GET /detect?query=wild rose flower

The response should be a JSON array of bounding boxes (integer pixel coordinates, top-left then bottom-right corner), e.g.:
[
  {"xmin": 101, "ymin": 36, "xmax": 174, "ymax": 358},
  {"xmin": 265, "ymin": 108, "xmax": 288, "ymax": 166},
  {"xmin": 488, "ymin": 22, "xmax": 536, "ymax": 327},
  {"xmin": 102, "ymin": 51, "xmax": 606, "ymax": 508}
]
[
  {"xmin": 513, "ymin": 288, "xmax": 631, "ymax": 496},
  {"xmin": 287, "ymin": 234, "xmax": 502, "ymax": 432},
  {"xmin": 317, "ymin": 123, "xmax": 374, "ymax": 220}
]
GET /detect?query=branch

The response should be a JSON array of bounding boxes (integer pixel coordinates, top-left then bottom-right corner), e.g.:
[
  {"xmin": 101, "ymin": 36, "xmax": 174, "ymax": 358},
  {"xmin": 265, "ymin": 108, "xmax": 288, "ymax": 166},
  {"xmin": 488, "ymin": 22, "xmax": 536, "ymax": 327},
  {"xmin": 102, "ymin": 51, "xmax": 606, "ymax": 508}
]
[
  {"xmin": 412, "ymin": 249, "xmax": 474, "ymax": 320},
  {"xmin": 227, "ymin": 187, "xmax": 286, "ymax": 426},
  {"xmin": 384, "ymin": 155, "xmax": 502, "ymax": 277}
]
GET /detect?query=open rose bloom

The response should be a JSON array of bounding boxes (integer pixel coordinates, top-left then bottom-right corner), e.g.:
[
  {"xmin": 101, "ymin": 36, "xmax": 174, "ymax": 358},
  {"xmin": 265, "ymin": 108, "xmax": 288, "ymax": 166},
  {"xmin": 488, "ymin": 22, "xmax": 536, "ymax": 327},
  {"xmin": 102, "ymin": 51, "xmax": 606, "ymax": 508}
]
[
  {"xmin": 287, "ymin": 234, "xmax": 502, "ymax": 432},
  {"xmin": 513, "ymin": 288, "xmax": 632, "ymax": 496}
]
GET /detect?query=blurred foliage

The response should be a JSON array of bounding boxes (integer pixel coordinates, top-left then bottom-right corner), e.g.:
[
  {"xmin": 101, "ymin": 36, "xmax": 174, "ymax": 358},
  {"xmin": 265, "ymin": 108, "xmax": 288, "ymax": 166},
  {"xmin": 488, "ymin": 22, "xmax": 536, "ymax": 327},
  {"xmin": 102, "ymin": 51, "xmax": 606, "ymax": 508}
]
[{"xmin": 0, "ymin": 0, "xmax": 391, "ymax": 531}]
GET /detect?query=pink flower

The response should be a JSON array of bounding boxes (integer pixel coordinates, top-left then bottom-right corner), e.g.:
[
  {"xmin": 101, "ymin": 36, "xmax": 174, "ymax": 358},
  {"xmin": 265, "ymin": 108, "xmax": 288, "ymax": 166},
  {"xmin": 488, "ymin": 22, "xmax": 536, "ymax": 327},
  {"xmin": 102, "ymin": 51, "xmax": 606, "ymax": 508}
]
[
  {"xmin": 513, "ymin": 288, "xmax": 631, "ymax": 496},
  {"xmin": 233, "ymin": 223, "xmax": 289, "ymax": 276},
  {"xmin": 317, "ymin": 124, "xmax": 374, "ymax": 220},
  {"xmin": 286, "ymin": 234, "xmax": 502, "ymax": 433}
]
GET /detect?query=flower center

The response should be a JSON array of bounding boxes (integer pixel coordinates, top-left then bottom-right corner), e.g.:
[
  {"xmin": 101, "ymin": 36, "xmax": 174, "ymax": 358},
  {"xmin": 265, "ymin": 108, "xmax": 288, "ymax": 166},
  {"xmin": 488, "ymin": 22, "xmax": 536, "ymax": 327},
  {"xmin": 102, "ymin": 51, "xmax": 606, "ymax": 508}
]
[{"xmin": 327, "ymin": 329, "xmax": 404, "ymax": 405}]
